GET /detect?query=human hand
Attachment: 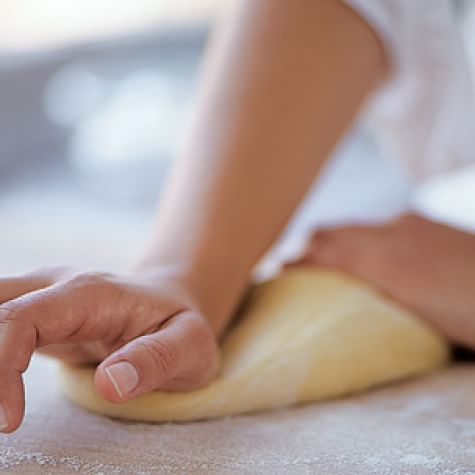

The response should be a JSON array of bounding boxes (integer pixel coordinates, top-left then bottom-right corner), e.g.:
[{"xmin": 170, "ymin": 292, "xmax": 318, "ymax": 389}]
[
  {"xmin": 287, "ymin": 214, "xmax": 475, "ymax": 348},
  {"xmin": 0, "ymin": 267, "xmax": 220, "ymax": 433}
]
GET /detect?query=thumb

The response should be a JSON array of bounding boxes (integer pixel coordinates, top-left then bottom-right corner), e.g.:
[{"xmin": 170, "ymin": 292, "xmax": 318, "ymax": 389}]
[{"xmin": 95, "ymin": 312, "xmax": 219, "ymax": 403}]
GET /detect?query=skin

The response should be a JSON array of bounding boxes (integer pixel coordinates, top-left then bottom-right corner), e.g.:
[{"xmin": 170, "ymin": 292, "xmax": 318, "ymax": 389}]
[
  {"xmin": 5, "ymin": 0, "xmax": 461, "ymax": 434},
  {"xmin": 287, "ymin": 214, "xmax": 475, "ymax": 348}
]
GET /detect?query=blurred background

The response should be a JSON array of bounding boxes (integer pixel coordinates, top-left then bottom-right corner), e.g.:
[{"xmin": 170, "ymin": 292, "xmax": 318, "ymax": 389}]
[{"xmin": 1, "ymin": 0, "xmax": 475, "ymax": 276}]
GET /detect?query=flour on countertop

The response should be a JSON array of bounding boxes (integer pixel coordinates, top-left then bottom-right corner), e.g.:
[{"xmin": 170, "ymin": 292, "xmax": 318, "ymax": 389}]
[{"xmin": 1, "ymin": 356, "xmax": 475, "ymax": 474}]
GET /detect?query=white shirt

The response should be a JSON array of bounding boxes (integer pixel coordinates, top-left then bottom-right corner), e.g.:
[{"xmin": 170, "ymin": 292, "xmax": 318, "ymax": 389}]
[{"xmin": 344, "ymin": 0, "xmax": 475, "ymax": 180}]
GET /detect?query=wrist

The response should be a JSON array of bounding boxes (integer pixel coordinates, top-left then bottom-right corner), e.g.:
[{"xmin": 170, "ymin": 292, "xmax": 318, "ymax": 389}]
[{"xmin": 132, "ymin": 261, "xmax": 249, "ymax": 337}]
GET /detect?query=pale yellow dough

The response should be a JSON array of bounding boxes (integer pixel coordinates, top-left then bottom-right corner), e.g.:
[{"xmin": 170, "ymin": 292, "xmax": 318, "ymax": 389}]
[{"xmin": 58, "ymin": 268, "xmax": 449, "ymax": 422}]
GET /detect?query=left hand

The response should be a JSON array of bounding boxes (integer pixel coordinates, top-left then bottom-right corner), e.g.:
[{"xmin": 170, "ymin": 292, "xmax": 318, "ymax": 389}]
[
  {"xmin": 286, "ymin": 214, "xmax": 475, "ymax": 348},
  {"xmin": 0, "ymin": 266, "xmax": 220, "ymax": 433}
]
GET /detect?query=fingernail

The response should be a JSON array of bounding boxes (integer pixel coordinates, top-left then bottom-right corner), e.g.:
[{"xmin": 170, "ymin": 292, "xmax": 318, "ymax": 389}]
[
  {"xmin": 0, "ymin": 404, "xmax": 8, "ymax": 431},
  {"xmin": 105, "ymin": 362, "xmax": 140, "ymax": 399}
]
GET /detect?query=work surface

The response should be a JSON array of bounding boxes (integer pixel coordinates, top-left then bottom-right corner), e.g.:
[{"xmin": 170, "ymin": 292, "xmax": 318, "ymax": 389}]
[{"xmin": 0, "ymin": 356, "xmax": 474, "ymax": 474}]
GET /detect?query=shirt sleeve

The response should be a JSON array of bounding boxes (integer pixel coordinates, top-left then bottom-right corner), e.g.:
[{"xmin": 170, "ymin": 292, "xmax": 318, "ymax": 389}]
[{"xmin": 342, "ymin": 0, "xmax": 475, "ymax": 180}]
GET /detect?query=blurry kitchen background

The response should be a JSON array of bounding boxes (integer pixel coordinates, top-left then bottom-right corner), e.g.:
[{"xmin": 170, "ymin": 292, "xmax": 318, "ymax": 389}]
[{"xmin": 1, "ymin": 0, "xmax": 475, "ymax": 276}]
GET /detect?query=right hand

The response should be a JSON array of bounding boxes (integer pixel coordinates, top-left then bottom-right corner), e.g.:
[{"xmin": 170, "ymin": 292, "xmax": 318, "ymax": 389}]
[
  {"xmin": 286, "ymin": 214, "xmax": 475, "ymax": 347},
  {"xmin": 0, "ymin": 266, "xmax": 221, "ymax": 433}
]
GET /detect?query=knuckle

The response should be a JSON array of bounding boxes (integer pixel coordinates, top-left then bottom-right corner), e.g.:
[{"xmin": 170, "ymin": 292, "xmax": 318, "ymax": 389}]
[
  {"xmin": 310, "ymin": 230, "xmax": 322, "ymax": 242},
  {"xmin": 62, "ymin": 272, "xmax": 123, "ymax": 332},
  {"xmin": 395, "ymin": 213, "xmax": 421, "ymax": 226},
  {"xmin": 140, "ymin": 338, "xmax": 176, "ymax": 377},
  {"xmin": 0, "ymin": 303, "xmax": 35, "ymax": 361},
  {"xmin": 314, "ymin": 229, "xmax": 335, "ymax": 242},
  {"xmin": 307, "ymin": 230, "xmax": 331, "ymax": 253},
  {"xmin": 319, "ymin": 241, "xmax": 361, "ymax": 270},
  {"xmin": 67, "ymin": 271, "xmax": 115, "ymax": 291},
  {"xmin": 316, "ymin": 238, "xmax": 339, "ymax": 259},
  {"xmin": 0, "ymin": 301, "xmax": 20, "ymax": 322}
]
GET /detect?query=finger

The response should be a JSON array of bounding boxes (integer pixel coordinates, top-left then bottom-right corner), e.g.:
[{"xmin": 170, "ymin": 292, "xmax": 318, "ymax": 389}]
[
  {"xmin": 286, "ymin": 226, "xmax": 370, "ymax": 268},
  {"xmin": 0, "ymin": 311, "xmax": 36, "ymax": 433},
  {"xmin": 0, "ymin": 273, "xmax": 122, "ymax": 432},
  {"xmin": 284, "ymin": 229, "xmax": 348, "ymax": 268},
  {"xmin": 310, "ymin": 230, "xmax": 400, "ymax": 289},
  {"xmin": 0, "ymin": 275, "xmax": 47, "ymax": 304},
  {"xmin": 0, "ymin": 373, "xmax": 25, "ymax": 434},
  {"xmin": 0, "ymin": 266, "xmax": 72, "ymax": 304},
  {"xmin": 283, "ymin": 230, "xmax": 331, "ymax": 267},
  {"xmin": 95, "ymin": 312, "xmax": 219, "ymax": 403},
  {"xmin": 288, "ymin": 227, "xmax": 379, "ymax": 274}
]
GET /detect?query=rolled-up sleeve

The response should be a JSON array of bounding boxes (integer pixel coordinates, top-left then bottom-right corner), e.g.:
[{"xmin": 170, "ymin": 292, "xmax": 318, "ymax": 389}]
[{"xmin": 341, "ymin": 0, "xmax": 475, "ymax": 179}]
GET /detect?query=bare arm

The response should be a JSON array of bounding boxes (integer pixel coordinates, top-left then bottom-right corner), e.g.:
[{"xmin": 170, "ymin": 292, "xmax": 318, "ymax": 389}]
[
  {"xmin": 136, "ymin": 0, "xmax": 387, "ymax": 334},
  {"xmin": 0, "ymin": 0, "xmax": 388, "ymax": 433}
]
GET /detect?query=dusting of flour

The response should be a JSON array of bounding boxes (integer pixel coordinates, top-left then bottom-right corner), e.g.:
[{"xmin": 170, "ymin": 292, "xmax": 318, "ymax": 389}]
[{"xmin": 1, "ymin": 356, "xmax": 475, "ymax": 474}]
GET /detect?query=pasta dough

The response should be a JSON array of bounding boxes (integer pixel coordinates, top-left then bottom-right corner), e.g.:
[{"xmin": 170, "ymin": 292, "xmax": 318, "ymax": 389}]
[{"xmin": 58, "ymin": 268, "xmax": 449, "ymax": 422}]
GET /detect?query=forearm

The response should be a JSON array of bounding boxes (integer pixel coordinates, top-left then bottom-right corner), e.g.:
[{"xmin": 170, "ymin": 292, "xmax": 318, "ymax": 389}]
[{"xmin": 135, "ymin": 0, "xmax": 387, "ymax": 335}]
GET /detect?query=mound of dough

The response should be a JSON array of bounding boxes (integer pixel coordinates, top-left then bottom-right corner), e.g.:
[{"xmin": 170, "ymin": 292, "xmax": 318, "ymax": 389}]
[{"xmin": 58, "ymin": 268, "xmax": 449, "ymax": 422}]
